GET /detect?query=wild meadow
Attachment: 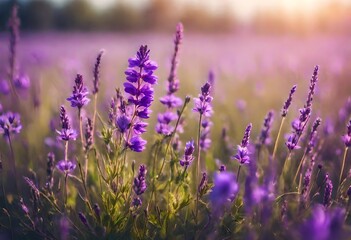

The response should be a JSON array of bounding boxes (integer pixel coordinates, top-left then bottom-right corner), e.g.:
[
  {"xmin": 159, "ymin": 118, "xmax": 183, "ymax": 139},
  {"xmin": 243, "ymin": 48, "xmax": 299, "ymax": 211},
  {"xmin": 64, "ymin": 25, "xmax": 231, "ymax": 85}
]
[{"xmin": 1, "ymin": 6, "xmax": 351, "ymax": 240}]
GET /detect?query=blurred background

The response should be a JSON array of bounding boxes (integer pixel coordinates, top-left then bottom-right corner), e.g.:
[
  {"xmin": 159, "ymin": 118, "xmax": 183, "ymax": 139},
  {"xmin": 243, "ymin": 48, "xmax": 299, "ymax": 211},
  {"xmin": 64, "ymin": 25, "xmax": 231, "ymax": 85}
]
[{"xmin": 0, "ymin": 0, "xmax": 350, "ymax": 33}]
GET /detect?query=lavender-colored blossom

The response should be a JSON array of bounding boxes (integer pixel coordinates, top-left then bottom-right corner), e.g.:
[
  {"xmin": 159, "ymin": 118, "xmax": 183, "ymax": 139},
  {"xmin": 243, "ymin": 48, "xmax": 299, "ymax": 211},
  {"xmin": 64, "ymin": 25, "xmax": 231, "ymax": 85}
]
[
  {"xmin": 281, "ymin": 85, "xmax": 297, "ymax": 117},
  {"xmin": 84, "ymin": 118, "xmax": 93, "ymax": 152},
  {"xmin": 0, "ymin": 111, "xmax": 22, "ymax": 137},
  {"xmin": 59, "ymin": 216, "xmax": 70, "ymax": 240},
  {"xmin": 233, "ymin": 123, "xmax": 252, "ymax": 164},
  {"xmin": 14, "ymin": 74, "xmax": 30, "ymax": 89},
  {"xmin": 122, "ymin": 45, "xmax": 157, "ymax": 152},
  {"xmin": 133, "ymin": 164, "xmax": 147, "ymax": 195},
  {"xmin": 20, "ymin": 197, "xmax": 29, "ymax": 215},
  {"xmin": 299, "ymin": 205, "xmax": 345, "ymax": 240},
  {"xmin": 219, "ymin": 165, "xmax": 226, "ymax": 172},
  {"xmin": 301, "ymin": 167, "xmax": 312, "ymax": 201},
  {"xmin": 210, "ymin": 172, "xmax": 239, "ymax": 206},
  {"xmin": 67, "ymin": 74, "xmax": 90, "ymax": 109},
  {"xmin": 193, "ymin": 82, "xmax": 213, "ymax": 117},
  {"xmin": 323, "ymin": 174, "xmax": 333, "ymax": 208},
  {"xmin": 180, "ymin": 140, "xmax": 195, "ymax": 167},
  {"xmin": 128, "ymin": 136, "xmax": 147, "ymax": 152},
  {"xmin": 93, "ymin": 203, "xmax": 101, "ymax": 219},
  {"xmin": 306, "ymin": 118, "xmax": 322, "ymax": 155},
  {"xmin": 257, "ymin": 110, "xmax": 274, "ymax": 147},
  {"xmin": 56, "ymin": 106, "xmax": 77, "ymax": 141},
  {"xmin": 93, "ymin": 50, "xmax": 104, "ymax": 94},
  {"xmin": 342, "ymin": 119, "xmax": 351, "ymax": 147},
  {"xmin": 56, "ymin": 160, "xmax": 76, "ymax": 174}
]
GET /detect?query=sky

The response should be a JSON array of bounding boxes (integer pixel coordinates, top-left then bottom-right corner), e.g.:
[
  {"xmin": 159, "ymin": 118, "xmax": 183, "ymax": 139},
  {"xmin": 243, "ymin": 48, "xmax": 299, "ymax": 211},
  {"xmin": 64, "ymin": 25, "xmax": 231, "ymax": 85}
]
[{"xmin": 28, "ymin": 0, "xmax": 351, "ymax": 22}]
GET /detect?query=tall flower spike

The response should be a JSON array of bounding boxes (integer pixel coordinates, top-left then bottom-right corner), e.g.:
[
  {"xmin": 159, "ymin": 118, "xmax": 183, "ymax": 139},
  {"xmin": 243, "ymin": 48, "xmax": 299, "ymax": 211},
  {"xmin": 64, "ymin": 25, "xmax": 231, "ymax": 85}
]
[
  {"xmin": 281, "ymin": 85, "xmax": 297, "ymax": 117},
  {"xmin": 323, "ymin": 174, "xmax": 333, "ymax": 208},
  {"xmin": 67, "ymin": 74, "xmax": 90, "ymax": 109},
  {"xmin": 306, "ymin": 118, "xmax": 322, "ymax": 155},
  {"xmin": 84, "ymin": 118, "xmax": 93, "ymax": 152},
  {"xmin": 8, "ymin": 5, "xmax": 20, "ymax": 87},
  {"xmin": 56, "ymin": 160, "xmax": 76, "ymax": 174},
  {"xmin": 46, "ymin": 152, "xmax": 55, "ymax": 190},
  {"xmin": 122, "ymin": 45, "xmax": 157, "ymax": 152},
  {"xmin": 133, "ymin": 164, "xmax": 147, "ymax": 195},
  {"xmin": 233, "ymin": 123, "xmax": 252, "ymax": 164},
  {"xmin": 193, "ymin": 81, "xmax": 213, "ymax": 117},
  {"xmin": 56, "ymin": 106, "xmax": 77, "ymax": 141},
  {"xmin": 257, "ymin": 110, "xmax": 274, "ymax": 147},
  {"xmin": 93, "ymin": 50, "xmax": 104, "ymax": 94},
  {"xmin": 180, "ymin": 140, "xmax": 195, "ymax": 167}
]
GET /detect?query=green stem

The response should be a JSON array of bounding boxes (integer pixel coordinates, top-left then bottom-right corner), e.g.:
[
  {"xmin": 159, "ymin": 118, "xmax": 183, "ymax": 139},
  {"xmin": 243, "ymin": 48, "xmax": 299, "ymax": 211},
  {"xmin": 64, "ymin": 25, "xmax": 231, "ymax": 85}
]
[
  {"xmin": 195, "ymin": 113, "xmax": 203, "ymax": 224},
  {"xmin": 339, "ymin": 147, "xmax": 348, "ymax": 188},
  {"xmin": 7, "ymin": 134, "xmax": 18, "ymax": 194},
  {"xmin": 272, "ymin": 117, "xmax": 285, "ymax": 160},
  {"xmin": 237, "ymin": 165, "xmax": 242, "ymax": 182}
]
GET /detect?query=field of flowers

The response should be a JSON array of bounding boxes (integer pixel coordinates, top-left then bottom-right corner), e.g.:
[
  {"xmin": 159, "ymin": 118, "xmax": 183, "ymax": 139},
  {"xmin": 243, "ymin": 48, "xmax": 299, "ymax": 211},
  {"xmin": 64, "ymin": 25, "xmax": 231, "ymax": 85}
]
[{"xmin": 1, "ymin": 6, "xmax": 351, "ymax": 240}]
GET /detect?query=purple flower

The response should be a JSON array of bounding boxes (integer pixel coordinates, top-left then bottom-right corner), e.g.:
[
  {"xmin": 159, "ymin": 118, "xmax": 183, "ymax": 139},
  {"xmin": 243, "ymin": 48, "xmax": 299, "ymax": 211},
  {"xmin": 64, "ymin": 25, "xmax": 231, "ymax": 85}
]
[
  {"xmin": 281, "ymin": 85, "xmax": 297, "ymax": 117},
  {"xmin": 342, "ymin": 119, "xmax": 351, "ymax": 147},
  {"xmin": 210, "ymin": 172, "xmax": 239, "ymax": 206},
  {"xmin": 306, "ymin": 118, "xmax": 322, "ymax": 155},
  {"xmin": 46, "ymin": 152, "xmax": 55, "ymax": 190},
  {"xmin": 0, "ymin": 111, "xmax": 22, "ymax": 137},
  {"xmin": 93, "ymin": 50, "xmax": 104, "ymax": 94},
  {"xmin": 299, "ymin": 205, "xmax": 345, "ymax": 240},
  {"xmin": 180, "ymin": 140, "xmax": 195, "ymax": 167},
  {"xmin": 156, "ymin": 111, "xmax": 178, "ymax": 135},
  {"xmin": 323, "ymin": 174, "xmax": 333, "ymax": 208},
  {"xmin": 233, "ymin": 123, "xmax": 252, "ymax": 164},
  {"xmin": 257, "ymin": 110, "xmax": 274, "ymax": 147},
  {"xmin": 78, "ymin": 212, "xmax": 90, "ymax": 228},
  {"xmin": 132, "ymin": 197, "xmax": 142, "ymax": 207},
  {"xmin": 122, "ymin": 45, "xmax": 157, "ymax": 152},
  {"xmin": 67, "ymin": 74, "xmax": 90, "ymax": 109},
  {"xmin": 133, "ymin": 164, "xmax": 147, "ymax": 195},
  {"xmin": 219, "ymin": 165, "xmax": 226, "ymax": 172},
  {"xmin": 200, "ymin": 118, "xmax": 212, "ymax": 152},
  {"xmin": 56, "ymin": 106, "xmax": 77, "ymax": 141},
  {"xmin": 14, "ymin": 73, "xmax": 30, "ymax": 89},
  {"xmin": 116, "ymin": 115, "xmax": 130, "ymax": 133},
  {"xmin": 193, "ymin": 82, "xmax": 213, "ymax": 117},
  {"xmin": 56, "ymin": 160, "xmax": 76, "ymax": 174},
  {"xmin": 128, "ymin": 136, "xmax": 147, "ymax": 152},
  {"xmin": 84, "ymin": 118, "xmax": 93, "ymax": 152}
]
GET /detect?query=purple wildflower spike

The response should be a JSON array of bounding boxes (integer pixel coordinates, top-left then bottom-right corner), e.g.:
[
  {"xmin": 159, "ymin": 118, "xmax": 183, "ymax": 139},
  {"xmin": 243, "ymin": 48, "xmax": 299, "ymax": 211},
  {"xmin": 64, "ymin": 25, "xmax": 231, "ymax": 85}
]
[
  {"xmin": 306, "ymin": 118, "xmax": 322, "ymax": 155},
  {"xmin": 233, "ymin": 123, "xmax": 252, "ymax": 164},
  {"xmin": 8, "ymin": 5, "xmax": 20, "ymax": 87},
  {"xmin": 193, "ymin": 81, "xmax": 213, "ymax": 117},
  {"xmin": 257, "ymin": 110, "xmax": 274, "ymax": 147},
  {"xmin": 200, "ymin": 119, "xmax": 212, "ymax": 151},
  {"xmin": 281, "ymin": 85, "xmax": 297, "ymax": 117},
  {"xmin": 93, "ymin": 203, "xmax": 101, "ymax": 219},
  {"xmin": 323, "ymin": 174, "xmax": 333, "ymax": 208},
  {"xmin": 180, "ymin": 140, "xmax": 195, "ymax": 167},
  {"xmin": 156, "ymin": 23, "xmax": 184, "ymax": 136},
  {"xmin": 93, "ymin": 50, "xmax": 104, "ymax": 94},
  {"xmin": 78, "ymin": 212, "xmax": 90, "ymax": 228},
  {"xmin": 84, "ymin": 118, "xmax": 93, "ymax": 152},
  {"xmin": 122, "ymin": 45, "xmax": 157, "ymax": 152},
  {"xmin": 133, "ymin": 165, "xmax": 147, "ymax": 195},
  {"xmin": 0, "ymin": 111, "xmax": 22, "ymax": 137},
  {"xmin": 132, "ymin": 197, "xmax": 142, "ymax": 207},
  {"xmin": 67, "ymin": 74, "xmax": 90, "ymax": 109},
  {"xmin": 56, "ymin": 106, "xmax": 77, "ymax": 141},
  {"xmin": 14, "ymin": 73, "xmax": 30, "ymax": 90}
]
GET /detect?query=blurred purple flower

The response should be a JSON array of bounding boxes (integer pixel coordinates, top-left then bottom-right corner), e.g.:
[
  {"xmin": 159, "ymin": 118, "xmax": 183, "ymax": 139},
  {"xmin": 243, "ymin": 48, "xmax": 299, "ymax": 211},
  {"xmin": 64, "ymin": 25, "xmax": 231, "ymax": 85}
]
[
  {"xmin": 67, "ymin": 74, "xmax": 90, "ymax": 109},
  {"xmin": 323, "ymin": 175, "xmax": 333, "ymax": 208},
  {"xmin": 132, "ymin": 197, "xmax": 142, "ymax": 207},
  {"xmin": 14, "ymin": 73, "xmax": 30, "ymax": 89},
  {"xmin": 180, "ymin": 140, "xmax": 195, "ymax": 167},
  {"xmin": 0, "ymin": 111, "xmax": 22, "ymax": 137},
  {"xmin": 56, "ymin": 160, "xmax": 76, "ymax": 174},
  {"xmin": 257, "ymin": 110, "xmax": 274, "ymax": 147},
  {"xmin": 93, "ymin": 50, "xmax": 104, "ymax": 94},
  {"xmin": 210, "ymin": 172, "xmax": 239, "ymax": 206},
  {"xmin": 133, "ymin": 164, "xmax": 147, "ymax": 195},
  {"xmin": 299, "ymin": 205, "xmax": 345, "ymax": 240},
  {"xmin": 200, "ymin": 119, "xmax": 212, "ymax": 151}
]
